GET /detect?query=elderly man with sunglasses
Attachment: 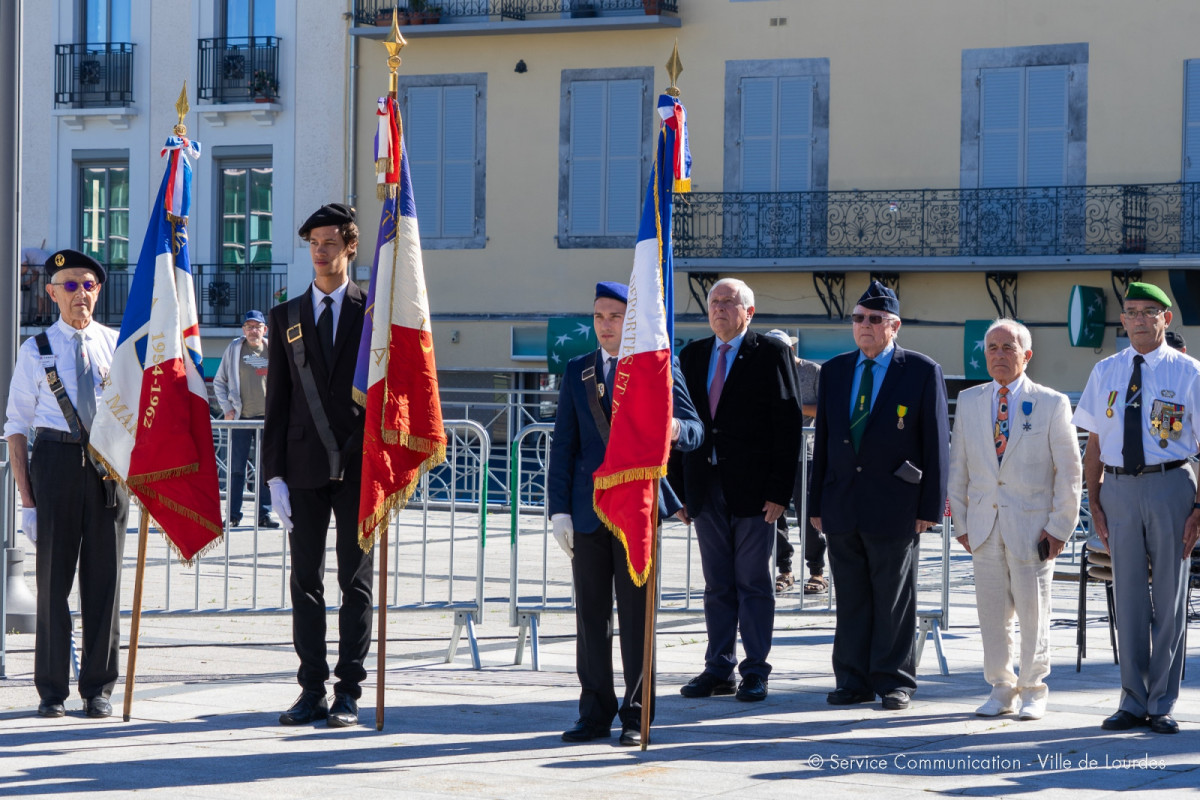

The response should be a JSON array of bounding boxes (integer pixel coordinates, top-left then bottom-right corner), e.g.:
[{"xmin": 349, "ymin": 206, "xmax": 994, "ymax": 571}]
[
  {"xmin": 809, "ymin": 281, "xmax": 949, "ymax": 711},
  {"xmin": 4, "ymin": 249, "xmax": 128, "ymax": 719}
]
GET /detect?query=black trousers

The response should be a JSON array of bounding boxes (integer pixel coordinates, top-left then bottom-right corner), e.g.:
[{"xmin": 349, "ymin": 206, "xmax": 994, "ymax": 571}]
[
  {"xmin": 31, "ymin": 440, "xmax": 128, "ymax": 703},
  {"xmin": 571, "ymin": 527, "xmax": 654, "ymax": 730},
  {"xmin": 827, "ymin": 528, "xmax": 919, "ymax": 696},
  {"xmin": 288, "ymin": 479, "xmax": 374, "ymax": 698}
]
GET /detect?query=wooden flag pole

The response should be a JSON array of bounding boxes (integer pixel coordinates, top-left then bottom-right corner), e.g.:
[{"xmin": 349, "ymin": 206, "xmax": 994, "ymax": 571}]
[
  {"xmin": 376, "ymin": 520, "xmax": 389, "ymax": 731},
  {"xmin": 122, "ymin": 505, "xmax": 150, "ymax": 722},
  {"xmin": 639, "ymin": 505, "xmax": 659, "ymax": 750}
]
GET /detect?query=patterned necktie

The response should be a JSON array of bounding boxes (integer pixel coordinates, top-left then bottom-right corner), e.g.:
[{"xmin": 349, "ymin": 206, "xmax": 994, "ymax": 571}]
[
  {"xmin": 75, "ymin": 331, "xmax": 97, "ymax": 432},
  {"xmin": 1123, "ymin": 354, "xmax": 1146, "ymax": 474},
  {"xmin": 994, "ymin": 386, "xmax": 1009, "ymax": 463},
  {"xmin": 708, "ymin": 343, "xmax": 731, "ymax": 418},
  {"xmin": 850, "ymin": 359, "xmax": 875, "ymax": 451},
  {"xmin": 317, "ymin": 296, "xmax": 334, "ymax": 367}
]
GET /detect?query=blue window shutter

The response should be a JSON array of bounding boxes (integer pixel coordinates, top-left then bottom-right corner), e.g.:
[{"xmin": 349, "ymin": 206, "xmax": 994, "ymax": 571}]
[
  {"xmin": 1024, "ymin": 65, "xmax": 1068, "ymax": 186},
  {"xmin": 441, "ymin": 85, "xmax": 476, "ymax": 237},
  {"xmin": 407, "ymin": 86, "xmax": 443, "ymax": 237},
  {"xmin": 1186, "ymin": 60, "xmax": 1200, "ymax": 181},
  {"xmin": 605, "ymin": 79, "xmax": 642, "ymax": 236},
  {"xmin": 979, "ymin": 68, "xmax": 1022, "ymax": 188},
  {"xmin": 777, "ymin": 76, "xmax": 813, "ymax": 191},
  {"xmin": 740, "ymin": 77, "xmax": 776, "ymax": 191},
  {"xmin": 569, "ymin": 81, "xmax": 604, "ymax": 236}
]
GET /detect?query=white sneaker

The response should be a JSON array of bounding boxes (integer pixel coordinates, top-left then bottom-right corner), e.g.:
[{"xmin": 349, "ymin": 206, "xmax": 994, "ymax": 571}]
[
  {"xmin": 1018, "ymin": 697, "xmax": 1047, "ymax": 720},
  {"xmin": 975, "ymin": 694, "xmax": 1017, "ymax": 717}
]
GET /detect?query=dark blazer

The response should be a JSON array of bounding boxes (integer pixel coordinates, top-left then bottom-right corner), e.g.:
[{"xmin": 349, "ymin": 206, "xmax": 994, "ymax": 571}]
[
  {"xmin": 808, "ymin": 345, "xmax": 950, "ymax": 537},
  {"xmin": 263, "ymin": 282, "xmax": 367, "ymax": 490},
  {"xmin": 548, "ymin": 351, "xmax": 703, "ymax": 534},
  {"xmin": 679, "ymin": 330, "xmax": 803, "ymax": 518}
]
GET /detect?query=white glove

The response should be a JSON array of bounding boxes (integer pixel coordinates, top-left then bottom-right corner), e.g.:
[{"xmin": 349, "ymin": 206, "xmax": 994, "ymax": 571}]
[
  {"xmin": 551, "ymin": 514, "xmax": 574, "ymax": 559},
  {"xmin": 268, "ymin": 478, "xmax": 294, "ymax": 532},
  {"xmin": 21, "ymin": 507, "xmax": 37, "ymax": 547}
]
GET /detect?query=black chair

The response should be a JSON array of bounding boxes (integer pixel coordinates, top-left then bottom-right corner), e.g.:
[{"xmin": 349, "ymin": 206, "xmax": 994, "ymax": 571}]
[{"xmin": 1076, "ymin": 537, "xmax": 1118, "ymax": 671}]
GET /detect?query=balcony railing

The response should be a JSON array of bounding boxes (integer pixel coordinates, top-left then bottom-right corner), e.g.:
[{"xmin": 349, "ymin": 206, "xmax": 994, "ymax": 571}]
[
  {"xmin": 672, "ymin": 183, "xmax": 1200, "ymax": 261},
  {"xmin": 19, "ymin": 264, "xmax": 288, "ymax": 329},
  {"xmin": 54, "ymin": 43, "xmax": 135, "ymax": 108},
  {"xmin": 198, "ymin": 37, "xmax": 281, "ymax": 104},
  {"xmin": 353, "ymin": 0, "xmax": 676, "ymax": 26}
]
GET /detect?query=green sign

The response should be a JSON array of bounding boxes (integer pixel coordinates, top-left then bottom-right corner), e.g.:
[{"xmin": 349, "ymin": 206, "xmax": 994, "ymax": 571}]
[
  {"xmin": 963, "ymin": 320, "xmax": 992, "ymax": 381},
  {"xmin": 546, "ymin": 316, "xmax": 597, "ymax": 375},
  {"xmin": 1068, "ymin": 285, "xmax": 1106, "ymax": 347}
]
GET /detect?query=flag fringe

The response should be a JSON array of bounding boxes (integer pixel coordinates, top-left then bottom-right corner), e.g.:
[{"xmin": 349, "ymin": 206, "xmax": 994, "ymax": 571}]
[
  {"xmin": 375, "ymin": 156, "xmax": 393, "ymax": 176},
  {"xmin": 357, "ymin": 443, "xmax": 447, "ymax": 553},
  {"xmin": 128, "ymin": 463, "xmax": 200, "ymax": 485},
  {"xmin": 380, "ymin": 430, "xmax": 445, "ymax": 454},
  {"xmin": 87, "ymin": 446, "xmax": 224, "ymax": 566},
  {"xmin": 592, "ymin": 493, "xmax": 655, "ymax": 588},
  {"xmin": 352, "ymin": 386, "xmax": 367, "ymax": 408},
  {"xmin": 673, "ymin": 177, "xmax": 691, "ymax": 193},
  {"xmin": 166, "ymin": 212, "xmax": 188, "ymax": 226},
  {"xmin": 377, "ymin": 184, "xmax": 398, "ymax": 201}
]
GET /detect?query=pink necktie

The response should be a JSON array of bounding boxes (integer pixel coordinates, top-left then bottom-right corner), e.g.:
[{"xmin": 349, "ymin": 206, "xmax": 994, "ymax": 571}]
[{"xmin": 709, "ymin": 343, "xmax": 731, "ymax": 418}]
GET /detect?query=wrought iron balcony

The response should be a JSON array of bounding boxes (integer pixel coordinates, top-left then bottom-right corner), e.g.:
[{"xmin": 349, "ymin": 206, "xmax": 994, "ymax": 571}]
[
  {"xmin": 54, "ymin": 43, "xmax": 135, "ymax": 108},
  {"xmin": 194, "ymin": 263, "xmax": 289, "ymax": 327},
  {"xmin": 198, "ymin": 37, "xmax": 282, "ymax": 104},
  {"xmin": 353, "ymin": 0, "xmax": 676, "ymax": 26},
  {"xmin": 20, "ymin": 264, "xmax": 288, "ymax": 329},
  {"xmin": 672, "ymin": 183, "xmax": 1200, "ymax": 265}
]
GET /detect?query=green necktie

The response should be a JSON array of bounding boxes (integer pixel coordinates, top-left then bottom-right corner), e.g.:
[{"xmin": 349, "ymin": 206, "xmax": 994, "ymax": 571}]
[{"xmin": 850, "ymin": 359, "xmax": 875, "ymax": 452}]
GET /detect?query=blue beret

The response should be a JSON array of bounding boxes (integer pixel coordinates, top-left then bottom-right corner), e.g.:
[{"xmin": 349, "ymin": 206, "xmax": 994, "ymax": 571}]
[
  {"xmin": 1124, "ymin": 282, "xmax": 1172, "ymax": 309},
  {"xmin": 857, "ymin": 280, "xmax": 899, "ymax": 316},
  {"xmin": 595, "ymin": 281, "xmax": 629, "ymax": 304},
  {"xmin": 243, "ymin": 310, "xmax": 266, "ymax": 325},
  {"xmin": 46, "ymin": 248, "xmax": 107, "ymax": 284}
]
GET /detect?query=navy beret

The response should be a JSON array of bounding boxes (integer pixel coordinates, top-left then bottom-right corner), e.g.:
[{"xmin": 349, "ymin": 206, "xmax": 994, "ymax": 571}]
[
  {"xmin": 299, "ymin": 203, "xmax": 356, "ymax": 238},
  {"xmin": 856, "ymin": 280, "xmax": 899, "ymax": 316},
  {"xmin": 243, "ymin": 310, "xmax": 266, "ymax": 325},
  {"xmin": 45, "ymin": 248, "xmax": 107, "ymax": 284},
  {"xmin": 595, "ymin": 281, "xmax": 629, "ymax": 304}
]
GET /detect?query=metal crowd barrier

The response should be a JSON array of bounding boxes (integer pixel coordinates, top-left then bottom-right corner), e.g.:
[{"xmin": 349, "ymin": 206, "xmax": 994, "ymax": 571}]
[
  {"xmin": 1, "ymin": 438, "xmax": 9, "ymax": 677},
  {"xmin": 507, "ymin": 422, "xmax": 957, "ymax": 670}
]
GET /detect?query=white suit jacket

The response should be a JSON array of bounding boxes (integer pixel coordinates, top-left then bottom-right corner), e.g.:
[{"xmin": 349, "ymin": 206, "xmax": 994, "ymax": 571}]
[{"xmin": 948, "ymin": 378, "xmax": 1082, "ymax": 557}]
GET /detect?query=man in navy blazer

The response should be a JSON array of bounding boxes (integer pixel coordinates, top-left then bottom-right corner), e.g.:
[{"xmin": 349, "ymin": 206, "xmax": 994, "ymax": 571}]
[
  {"xmin": 677, "ymin": 278, "xmax": 802, "ymax": 703},
  {"xmin": 809, "ymin": 281, "xmax": 949, "ymax": 711},
  {"xmin": 548, "ymin": 281, "xmax": 702, "ymax": 747}
]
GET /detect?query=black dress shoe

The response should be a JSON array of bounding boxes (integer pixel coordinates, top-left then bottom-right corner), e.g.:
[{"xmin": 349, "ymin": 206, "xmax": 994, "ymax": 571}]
[
  {"xmin": 37, "ymin": 702, "xmax": 65, "ymax": 718},
  {"xmin": 827, "ymin": 687, "xmax": 875, "ymax": 706},
  {"xmin": 258, "ymin": 514, "xmax": 280, "ymax": 529},
  {"xmin": 561, "ymin": 718, "xmax": 611, "ymax": 742},
  {"xmin": 736, "ymin": 674, "xmax": 768, "ymax": 702},
  {"xmin": 618, "ymin": 726, "xmax": 642, "ymax": 746},
  {"xmin": 279, "ymin": 690, "xmax": 329, "ymax": 725},
  {"xmin": 327, "ymin": 693, "xmax": 359, "ymax": 728},
  {"xmin": 679, "ymin": 672, "xmax": 737, "ymax": 698},
  {"xmin": 84, "ymin": 697, "xmax": 112, "ymax": 718},
  {"xmin": 228, "ymin": 515, "xmax": 243, "ymax": 528},
  {"xmin": 1150, "ymin": 714, "xmax": 1180, "ymax": 734},
  {"xmin": 881, "ymin": 690, "xmax": 911, "ymax": 710},
  {"xmin": 1100, "ymin": 710, "xmax": 1149, "ymax": 731}
]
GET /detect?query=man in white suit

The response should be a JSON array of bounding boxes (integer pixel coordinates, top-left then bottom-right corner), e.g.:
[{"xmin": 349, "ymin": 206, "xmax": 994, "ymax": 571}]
[{"xmin": 948, "ymin": 319, "xmax": 1082, "ymax": 720}]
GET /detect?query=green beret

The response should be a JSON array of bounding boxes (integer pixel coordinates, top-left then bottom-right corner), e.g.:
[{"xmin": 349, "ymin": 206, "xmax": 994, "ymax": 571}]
[{"xmin": 1125, "ymin": 282, "xmax": 1172, "ymax": 308}]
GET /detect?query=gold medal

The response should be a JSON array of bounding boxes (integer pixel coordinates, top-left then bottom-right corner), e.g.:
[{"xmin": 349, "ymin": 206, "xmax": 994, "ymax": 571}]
[
  {"xmin": 1173, "ymin": 420, "xmax": 1183, "ymax": 432},
  {"xmin": 1106, "ymin": 408, "xmax": 1113, "ymax": 418}
]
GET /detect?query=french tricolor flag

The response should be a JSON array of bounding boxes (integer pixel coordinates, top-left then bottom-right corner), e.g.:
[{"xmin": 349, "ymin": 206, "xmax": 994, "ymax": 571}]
[
  {"xmin": 353, "ymin": 96, "xmax": 447, "ymax": 550},
  {"xmin": 89, "ymin": 135, "xmax": 222, "ymax": 563},
  {"xmin": 593, "ymin": 94, "xmax": 691, "ymax": 587}
]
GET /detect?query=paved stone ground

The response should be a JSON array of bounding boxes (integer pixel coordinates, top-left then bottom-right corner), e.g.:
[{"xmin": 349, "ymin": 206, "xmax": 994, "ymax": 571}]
[{"xmin": 0, "ymin": 507, "xmax": 1197, "ymax": 798}]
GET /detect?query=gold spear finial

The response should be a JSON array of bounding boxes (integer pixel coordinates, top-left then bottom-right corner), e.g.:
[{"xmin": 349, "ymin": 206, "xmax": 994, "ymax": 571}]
[
  {"xmin": 174, "ymin": 82, "xmax": 189, "ymax": 136},
  {"xmin": 665, "ymin": 40, "xmax": 682, "ymax": 97},
  {"xmin": 382, "ymin": 9, "xmax": 407, "ymax": 94}
]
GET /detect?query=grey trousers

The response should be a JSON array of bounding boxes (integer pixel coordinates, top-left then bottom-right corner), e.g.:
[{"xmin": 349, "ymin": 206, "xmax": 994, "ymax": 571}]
[{"xmin": 1100, "ymin": 466, "xmax": 1193, "ymax": 717}]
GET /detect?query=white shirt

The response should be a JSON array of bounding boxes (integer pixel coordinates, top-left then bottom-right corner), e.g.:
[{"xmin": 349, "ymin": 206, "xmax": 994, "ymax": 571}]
[
  {"xmin": 311, "ymin": 277, "xmax": 350, "ymax": 345},
  {"xmin": 3, "ymin": 318, "xmax": 119, "ymax": 438},
  {"xmin": 991, "ymin": 373, "xmax": 1027, "ymax": 423},
  {"xmin": 1072, "ymin": 342, "xmax": 1200, "ymax": 466}
]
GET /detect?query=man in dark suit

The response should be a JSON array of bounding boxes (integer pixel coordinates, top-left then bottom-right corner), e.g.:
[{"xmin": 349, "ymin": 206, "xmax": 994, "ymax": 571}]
[
  {"xmin": 677, "ymin": 278, "xmax": 802, "ymax": 703},
  {"xmin": 549, "ymin": 281, "xmax": 702, "ymax": 747},
  {"xmin": 264, "ymin": 203, "xmax": 370, "ymax": 728},
  {"xmin": 809, "ymin": 281, "xmax": 949, "ymax": 711}
]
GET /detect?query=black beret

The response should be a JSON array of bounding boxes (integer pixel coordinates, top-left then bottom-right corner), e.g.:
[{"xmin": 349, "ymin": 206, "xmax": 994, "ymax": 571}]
[
  {"xmin": 856, "ymin": 280, "xmax": 899, "ymax": 316},
  {"xmin": 299, "ymin": 203, "xmax": 356, "ymax": 238},
  {"xmin": 45, "ymin": 248, "xmax": 107, "ymax": 284},
  {"xmin": 1166, "ymin": 330, "xmax": 1186, "ymax": 350}
]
